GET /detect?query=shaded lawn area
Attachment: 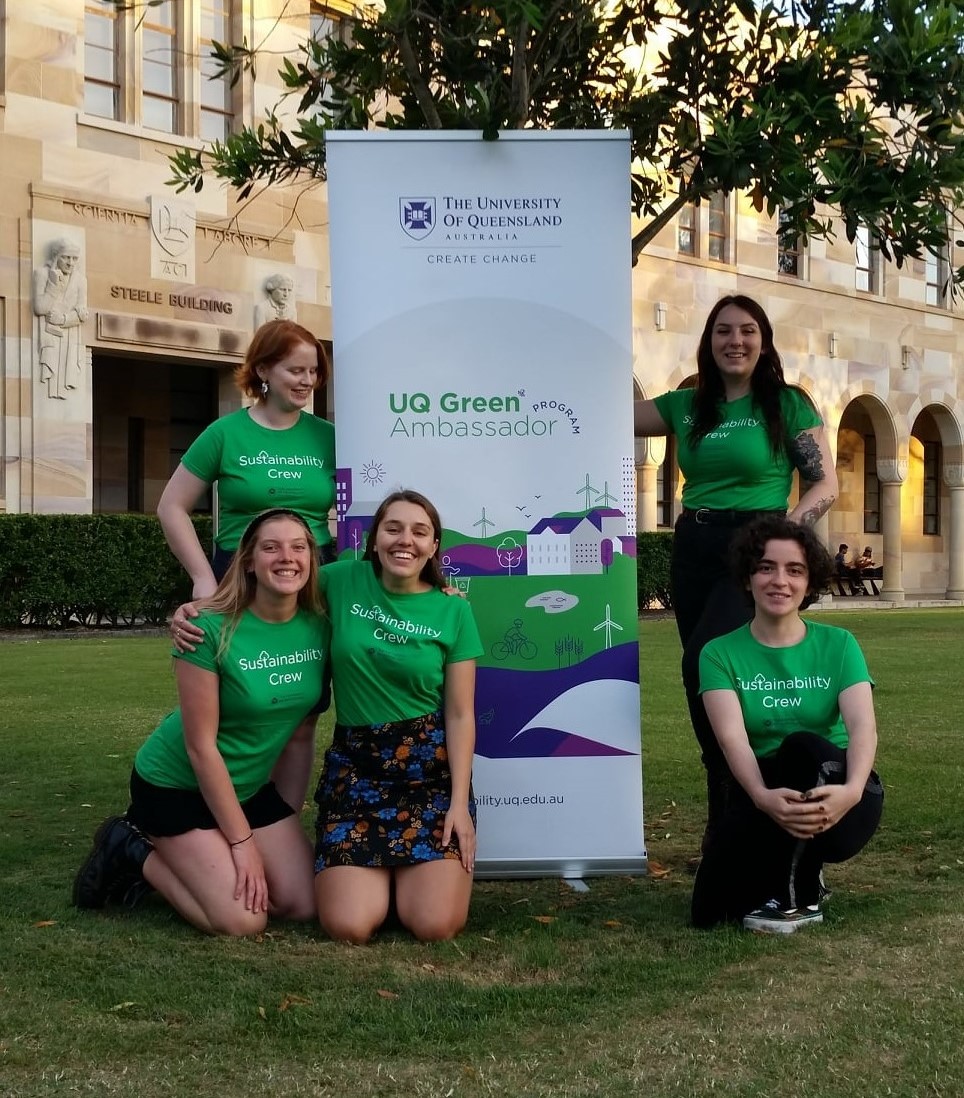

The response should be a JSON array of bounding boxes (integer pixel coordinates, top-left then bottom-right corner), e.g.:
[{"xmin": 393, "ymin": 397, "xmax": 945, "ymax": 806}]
[{"xmin": 1, "ymin": 610, "xmax": 962, "ymax": 1098}]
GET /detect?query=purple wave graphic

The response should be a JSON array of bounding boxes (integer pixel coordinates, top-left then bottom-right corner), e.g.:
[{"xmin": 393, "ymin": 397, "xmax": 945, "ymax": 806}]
[
  {"xmin": 444, "ymin": 543, "xmax": 527, "ymax": 576},
  {"xmin": 475, "ymin": 641, "xmax": 640, "ymax": 759}
]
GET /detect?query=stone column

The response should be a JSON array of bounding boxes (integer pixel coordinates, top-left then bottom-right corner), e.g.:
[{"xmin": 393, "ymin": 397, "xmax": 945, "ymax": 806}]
[
  {"xmin": 634, "ymin": 436, "xmax": 666, "ymax": 533},
  {"xmin": 877, "ymin": 458, "xmax": 906, "ymax": 603},
  {"xmin": 943, "ymin": 464, "xmax": 964, "ymax": 600}
]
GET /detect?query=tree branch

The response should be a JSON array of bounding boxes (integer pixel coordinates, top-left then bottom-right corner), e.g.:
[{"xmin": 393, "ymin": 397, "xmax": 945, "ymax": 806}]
[
  {"xmin": 509, "ymin": 16, "xmax": 531, "ymax": 127},
  {"xmin": 396, "ymin": 27, "xmax": 443, "ymax": 129},
  {"xmin": 631, "ymin": 190, "xmax": 692, "ymax": 263}
]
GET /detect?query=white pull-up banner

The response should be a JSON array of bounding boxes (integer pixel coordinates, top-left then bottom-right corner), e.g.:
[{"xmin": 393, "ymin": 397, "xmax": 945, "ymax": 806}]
[{"xmin": 327, "ymin": 131, "xmax": 645, "ymax": 877}]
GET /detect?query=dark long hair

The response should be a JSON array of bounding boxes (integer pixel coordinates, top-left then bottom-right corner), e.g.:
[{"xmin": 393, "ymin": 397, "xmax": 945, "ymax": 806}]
[
  {"xmin": 363, "ymin": 490, "xmax": 446, "ymax": 589},
  {"xmin": 689, "ymin": 295, "xmax": 787, "ymax": 456}
]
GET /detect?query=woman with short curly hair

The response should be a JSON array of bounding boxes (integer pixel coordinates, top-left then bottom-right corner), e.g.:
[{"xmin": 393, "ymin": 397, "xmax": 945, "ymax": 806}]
[{"xmin": 692, "ymin": 515, "xmax": 883, "ymax": 933}]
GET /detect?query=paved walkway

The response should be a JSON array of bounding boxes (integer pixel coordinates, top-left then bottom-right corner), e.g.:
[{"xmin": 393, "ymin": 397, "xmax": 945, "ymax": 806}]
[{"xmin": 811, "ymin": 594, "xmax": 964, "ymax": 611}]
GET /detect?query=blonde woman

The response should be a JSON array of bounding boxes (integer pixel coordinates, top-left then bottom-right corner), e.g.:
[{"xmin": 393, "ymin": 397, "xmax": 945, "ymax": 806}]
[{"xmin": 73, "ymin": 509, "xmax": 329, "ymax": 936}]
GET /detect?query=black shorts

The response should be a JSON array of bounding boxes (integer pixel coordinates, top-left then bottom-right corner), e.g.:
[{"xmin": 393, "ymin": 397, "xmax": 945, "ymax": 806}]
[{"xmin": 126, "ymin": 768, "xmax": 295, "ymax": 838}]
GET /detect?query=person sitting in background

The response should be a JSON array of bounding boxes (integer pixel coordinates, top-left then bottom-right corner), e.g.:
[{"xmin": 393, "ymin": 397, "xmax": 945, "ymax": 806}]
[
  {"xmin": 855, "ymin": 546, "xmax": 877, "ymax": 570},
  {"xmin": 692, "ymin": 515, "xmax": 883, "ymax": 934}
]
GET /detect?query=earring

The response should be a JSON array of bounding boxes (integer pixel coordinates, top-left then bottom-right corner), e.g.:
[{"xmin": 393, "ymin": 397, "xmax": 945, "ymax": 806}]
[{"xmin": 261, "ymin": 379, "xmax": 269, "ymax": 398}]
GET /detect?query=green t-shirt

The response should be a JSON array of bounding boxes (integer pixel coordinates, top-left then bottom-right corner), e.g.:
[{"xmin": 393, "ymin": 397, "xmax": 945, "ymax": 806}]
[
  {"xmin": 651, "ymin": 388, "xmax": 821, "ymax": 510},
  {"xmin": 181, "ymin": 408, "xmax": 336, "ymax": 551},
  {"xmin": 699, "ymin": 620, "xmax": 873, "ymax": 758},
  {"xmin": 321, "ymin": 559, "xmax": 483, "ymax": 726},
  {"xmin": 135, "ymin": 607, "xmax": 330, "ymax": 802}
]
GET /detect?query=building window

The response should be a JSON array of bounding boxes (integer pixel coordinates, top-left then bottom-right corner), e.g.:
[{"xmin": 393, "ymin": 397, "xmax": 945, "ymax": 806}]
[
  {"xmin": 707, "ymin": 192, "xmax": 728, "ymax": 262},
  {"xmin": 677, "ymin": 202, "xmax": 696, "ymax": 256},
  {"xmin": 199, "ymin": 0, "xmax": 234, "ymax": 142},
  {"xmin": 855, "ymin": 226, "xmax": 880, "ymax": 293},
  {"xmin": 84, "ymin": 1, "xmax": 120, "ymax": 120},
  {"xmin": 656, "ymin": 436, "xmax": 675, "ymax": 529},
  {"xmin": 863, "ymin": 434, "xmax": 880, "ymax": 534},
  {"xmin": 777, "ymin": 209, "xmax": 801, "ymax": 276},
  {"xmin": 925, "ymin": 243, "xmax": 948, "ymax": 307},
  {"xmin": 311, "ymin": 2, "xmax": 350, "ymax": 44},
  {"xmin": 923, "ymin": 441, "xmax": 941, "ymax": 535},
  {"xmin": 142, "ymin": 0, "xmax": 179, "ymax": 133}
]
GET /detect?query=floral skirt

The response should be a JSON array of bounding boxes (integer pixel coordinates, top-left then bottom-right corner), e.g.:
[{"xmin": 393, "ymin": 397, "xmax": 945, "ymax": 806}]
[{"xmin": 313, "ymin": 711, "xmax": 475, "ymax": 871}]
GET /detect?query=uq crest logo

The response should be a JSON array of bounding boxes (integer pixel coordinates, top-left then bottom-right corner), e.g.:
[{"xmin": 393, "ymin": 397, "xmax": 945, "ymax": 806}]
[{"xmin": 399, "ymin": 197, "xmax": 436, "ymax": 240}]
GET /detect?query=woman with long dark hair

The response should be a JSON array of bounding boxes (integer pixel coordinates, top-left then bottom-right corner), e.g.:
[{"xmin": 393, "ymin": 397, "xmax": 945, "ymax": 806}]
[{"xmin": 634, "ymin": 295, "xmax": 838, "ymax": 850}]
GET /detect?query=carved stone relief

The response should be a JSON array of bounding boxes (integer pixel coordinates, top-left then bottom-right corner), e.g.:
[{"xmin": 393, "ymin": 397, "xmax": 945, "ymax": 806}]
[
  {"xmin": 33, "ymin": 238, "xmax": 89, "ymax": 401},
  {"xmin": 254, "ymin": 273, "xmax": 297, "ymax": 329}
]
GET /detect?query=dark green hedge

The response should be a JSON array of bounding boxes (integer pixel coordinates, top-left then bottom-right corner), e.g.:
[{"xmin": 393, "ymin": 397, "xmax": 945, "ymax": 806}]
[
  {"xmin": 636, "ymin": 531, "xmax": 673, "ymax": 611},
  {"xmin": 0, "ymin": 514, "xmax": 211, "ymax": 628},
  {"xmin": 0, "ymin": 513, "xmax": 667, "ymax": 627}
]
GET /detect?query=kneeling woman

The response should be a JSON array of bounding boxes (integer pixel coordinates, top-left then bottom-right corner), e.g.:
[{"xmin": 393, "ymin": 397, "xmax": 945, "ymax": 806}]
[
  {"xmin": 314, "ymin": 490, "xmax": 482, "ymax": 943},
  {"xmin": 692, "ymin": 515, "xmax": 883, "ymax": 933},
  {"xmin": 73, "ymin": 509, "xmax": 329, "ymax": 936}
]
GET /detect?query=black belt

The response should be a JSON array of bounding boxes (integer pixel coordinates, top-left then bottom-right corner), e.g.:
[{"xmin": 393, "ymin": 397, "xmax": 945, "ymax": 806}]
[{"xmin": 680, "ymin": 507, "xmax": 785, "ymax": 527}]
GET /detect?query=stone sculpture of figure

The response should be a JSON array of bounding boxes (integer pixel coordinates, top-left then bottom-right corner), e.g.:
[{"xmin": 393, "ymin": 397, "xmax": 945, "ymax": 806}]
[
  {"xmin": 254, "ymin": 273, "xmax": 296, "ymax": 328},
  {"xmin": 33, "ymin": 239, "xmax": 89, "ymax": 401}
]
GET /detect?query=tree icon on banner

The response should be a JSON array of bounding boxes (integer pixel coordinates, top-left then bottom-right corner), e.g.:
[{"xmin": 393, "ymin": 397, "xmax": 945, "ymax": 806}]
[{"xmin": 496, "ymin": 536, "xmax": 523, "ymax": 576}]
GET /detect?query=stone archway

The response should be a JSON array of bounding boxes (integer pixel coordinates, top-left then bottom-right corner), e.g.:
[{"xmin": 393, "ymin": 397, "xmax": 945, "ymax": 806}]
[
  {"xmin": 907, "ymin": 393, "xmax": 964, "ymax": 598},
  {"xmin": 833, "ymin": 390, "xmax": 903, "ymax": 600}
]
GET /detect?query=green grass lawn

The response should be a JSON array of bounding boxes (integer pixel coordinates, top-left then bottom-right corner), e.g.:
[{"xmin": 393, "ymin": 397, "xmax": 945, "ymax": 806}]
[{"xmin": 1, "ymin": 611, "xmax": 962, "ymax": 1098}]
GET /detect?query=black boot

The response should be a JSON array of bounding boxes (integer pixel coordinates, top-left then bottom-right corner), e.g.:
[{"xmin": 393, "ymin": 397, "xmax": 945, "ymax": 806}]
[{"xmin": 72, "ymin": 816, "xmax": 153, "ymax": 909}]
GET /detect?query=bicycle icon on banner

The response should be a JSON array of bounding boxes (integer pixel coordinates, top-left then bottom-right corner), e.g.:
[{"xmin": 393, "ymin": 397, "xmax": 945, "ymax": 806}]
[{"xmin": 491, "ymin": 619, "xmax": 537, "ymax": 662}]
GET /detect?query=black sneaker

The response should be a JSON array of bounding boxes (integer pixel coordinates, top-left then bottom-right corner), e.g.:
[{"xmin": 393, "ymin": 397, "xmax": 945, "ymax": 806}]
[
  {"xmin": 743, "ymin": 899, "xmax": 823, "ymax": 935},
  {"xmin": 72, "ymin": 816, "xmax": 153, "ymax": 910}
]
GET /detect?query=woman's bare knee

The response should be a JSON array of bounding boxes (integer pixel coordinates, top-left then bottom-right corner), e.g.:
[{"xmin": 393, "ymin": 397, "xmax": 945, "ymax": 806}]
[
  {"xmin": 402, "ymin": 910, "xmax": 467, "ymax": 942},
  {"xmin": 319, "ymin": 911, "xmax": 381, "ymax": 944},
  {"xmin": 208, "ymin": 907, "xmax": 268, "ymax": 937}
]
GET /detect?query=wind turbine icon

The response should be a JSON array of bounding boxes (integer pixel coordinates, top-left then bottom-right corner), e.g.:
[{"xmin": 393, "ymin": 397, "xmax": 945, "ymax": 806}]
[
  {"xmin": 593, "ymin": 604, "xmax": 623, "ymax": 649},
  {"xmin": 473, "ymin": 507, "xmax": 495, "ymax": 536}
]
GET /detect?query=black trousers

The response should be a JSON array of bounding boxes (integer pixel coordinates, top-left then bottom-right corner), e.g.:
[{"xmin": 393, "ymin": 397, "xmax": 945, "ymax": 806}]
[
  {"xmin": 670, "ymin": 514, "xmax": 756, "ymax": 788},
  {"xmin": 691, "ymin": 732, "xmax": 884, "ymax": 928}
]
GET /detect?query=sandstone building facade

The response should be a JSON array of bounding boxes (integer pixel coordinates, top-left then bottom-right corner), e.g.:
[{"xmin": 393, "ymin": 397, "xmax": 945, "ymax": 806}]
[{"xmin": 1, "ymin": 1, "xmax": 962, "ymax": 599}]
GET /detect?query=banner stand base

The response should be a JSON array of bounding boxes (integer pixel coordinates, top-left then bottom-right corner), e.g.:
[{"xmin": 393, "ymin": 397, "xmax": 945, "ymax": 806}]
[
  {"xmin": 563, "ymin": 879, "xmax": 591, "ymax": 893},
  {"xmin": 474, "ymin": 855, "xmax": 647, "ymax": 881}
]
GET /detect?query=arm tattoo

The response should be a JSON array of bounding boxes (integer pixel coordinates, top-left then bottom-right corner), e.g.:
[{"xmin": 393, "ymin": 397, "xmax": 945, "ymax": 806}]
[
  {"xmin": 788, "ymin": 431, "xmax": 825, "ymax": 483},
  {"xmin": 796, "ymin": 497, "xmax": 834, "ymax": 526}
]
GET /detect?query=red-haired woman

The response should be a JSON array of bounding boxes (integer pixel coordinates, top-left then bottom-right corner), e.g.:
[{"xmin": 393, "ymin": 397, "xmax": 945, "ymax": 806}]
[{"xmin": 158, "ymin": 320, "xmax": 335, "ymax": 598}]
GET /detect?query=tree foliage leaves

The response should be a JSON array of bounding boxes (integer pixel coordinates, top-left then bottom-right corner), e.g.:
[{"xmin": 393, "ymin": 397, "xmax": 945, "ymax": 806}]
[{"xmin": 168, "ymin": 0, "xmax": 964, "ymax": 281}]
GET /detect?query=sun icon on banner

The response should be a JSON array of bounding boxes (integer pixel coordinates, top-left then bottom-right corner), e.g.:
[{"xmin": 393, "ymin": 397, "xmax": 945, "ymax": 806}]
[{"xmin": 361, "ymin": 460, "xmax": 386, "ymax": 486}]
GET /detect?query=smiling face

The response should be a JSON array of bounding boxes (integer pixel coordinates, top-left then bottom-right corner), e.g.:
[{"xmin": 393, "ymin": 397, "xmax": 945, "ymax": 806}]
[
  {"xmin": 247, "ymin": 517, "xmax": 313, "ymax": 599},
  {"xmin": 258, "ymin": 340, "xmax": 318, "ymax": 412},
  {"xmin": 749, "ymin": 538, "xmax": 811, "ymax": 619},
  {"xmin": 710, "ymin": 304, "xmax": 765, "ymax": 397},
  {"xmin": 372, "ymin": 500, "xmax": 439, "ymax": 592}
]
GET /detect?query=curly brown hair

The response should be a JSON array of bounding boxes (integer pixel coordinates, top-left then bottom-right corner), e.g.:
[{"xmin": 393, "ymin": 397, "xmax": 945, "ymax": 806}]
[
  {"xmin": 729, "ymin": 514, "xmax": 833, "ymax": 610},
  {"xmin": 234, "ymin": 320, "xmax": 330, "ymax": 399}
]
